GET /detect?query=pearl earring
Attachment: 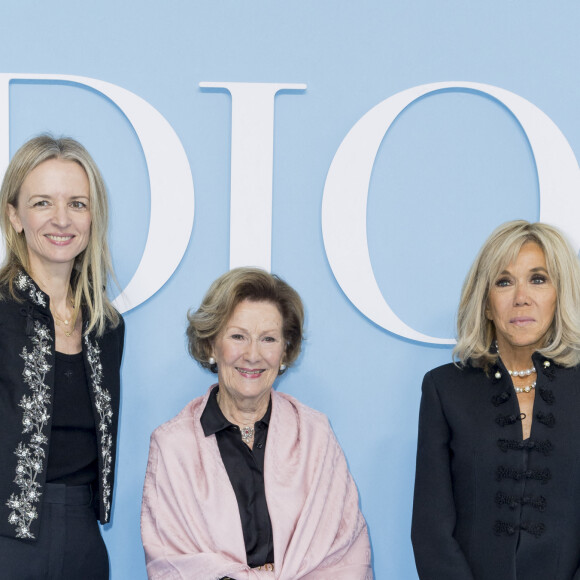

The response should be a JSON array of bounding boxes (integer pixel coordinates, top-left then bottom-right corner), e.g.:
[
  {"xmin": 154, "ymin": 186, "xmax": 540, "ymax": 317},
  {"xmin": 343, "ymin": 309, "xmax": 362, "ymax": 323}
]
[
  {"xmin": 209, "ymin": 356, "xmax": 216, "ymax": 366},
  {"xmin": 280, "ymin": 363, "xmax": 287, "ymax": 371}
]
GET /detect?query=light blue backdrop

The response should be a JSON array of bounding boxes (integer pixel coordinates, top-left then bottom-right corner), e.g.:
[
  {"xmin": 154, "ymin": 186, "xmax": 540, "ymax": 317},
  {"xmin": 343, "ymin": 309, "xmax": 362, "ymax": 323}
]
[{"xmin": 1, "ymin": 1, "xmax": 579, "ymax": 577}]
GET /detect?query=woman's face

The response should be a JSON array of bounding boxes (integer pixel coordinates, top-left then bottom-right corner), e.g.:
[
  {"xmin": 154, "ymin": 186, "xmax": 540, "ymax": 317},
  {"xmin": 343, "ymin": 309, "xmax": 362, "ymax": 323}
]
[
  {"xmin": 8, "ymin": 158, "xmax": 91, "ymax": 278},
  {"xmin": 485, "ymin": 242, "xmax": 557, "ymax": 362},
  {"xmin": 212, "ymin": 299, "xmax": 285, "ymax": 407}
]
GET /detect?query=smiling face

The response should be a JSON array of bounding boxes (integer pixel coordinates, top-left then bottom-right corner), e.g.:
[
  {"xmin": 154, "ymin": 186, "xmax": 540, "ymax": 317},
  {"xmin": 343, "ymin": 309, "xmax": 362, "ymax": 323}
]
[
  {"xmin": 486, "ymin": 242, "xmax": 557, "ymax": 364},
  {"xmin": 8, "ymin": 158, "xmax": 91, "ymax": 279},
  {"xmin": 212, "ymin": 299, "xmax": 286, "ymax": 409}
]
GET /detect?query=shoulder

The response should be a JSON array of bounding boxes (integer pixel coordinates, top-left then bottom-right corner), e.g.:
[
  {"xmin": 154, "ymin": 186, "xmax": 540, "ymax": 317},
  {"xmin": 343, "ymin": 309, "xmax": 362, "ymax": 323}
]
[
  {"xmin": 0, "ymin": 288, "xmax": 35, "ymax": 333},
  {"xmin": 420, "ymin": 362, "xmax": 491, "ymax": 408},
  {"xmin": 100, "ymin": 309, "xmax": 125, "ymax": 336},
  {"xmin": 423, "ymin": 361, "xmax": 484, "ymax": 385},
  {"xmin": 418, "ymin": 361, "xmax": 501, "ymax": 429},
  {"xmin": 0, "ymin": 282, "xmax": 13, "ymax": 303},
  {"xmin": 546, "ymin": 359, "xmax": 580, "ymax": 386},
  {"xmin": 272, "ymin": 390, "xmax": 331, "ymax": 431},
  {"xmin": 0, "ymin": 291, "xmax": 20, "ymax": 312},
  {"xmin": 89, "ymin": 312, "xmax": 125, "ymax": 353},
  {"xmin": 150, "ymin": 392, "xmax": 209, "ymax": 443},
  {"xmin": 108, "ymin": 312, "xmax": 125, "ymax": 343},
  {"xmin": 0, "ymin": 276, "xmax": 32, "ymax": 310},
  {"xmin": 113, "ymin": 312, "xmax": 125, "ymax": 331}
]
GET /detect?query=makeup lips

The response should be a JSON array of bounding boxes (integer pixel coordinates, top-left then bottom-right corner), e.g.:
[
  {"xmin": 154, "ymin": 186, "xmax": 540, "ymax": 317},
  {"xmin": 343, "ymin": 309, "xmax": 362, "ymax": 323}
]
[{"xmin": 510, "ymin": 316, "xmax": 535, "ymax": 326}]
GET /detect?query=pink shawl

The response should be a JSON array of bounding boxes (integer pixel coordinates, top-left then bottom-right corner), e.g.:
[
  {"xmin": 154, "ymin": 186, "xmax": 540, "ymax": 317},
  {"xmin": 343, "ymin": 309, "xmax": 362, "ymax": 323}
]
[{"xmin": 141, "ymin": 386, "xmax": 373, "ymax": 579}]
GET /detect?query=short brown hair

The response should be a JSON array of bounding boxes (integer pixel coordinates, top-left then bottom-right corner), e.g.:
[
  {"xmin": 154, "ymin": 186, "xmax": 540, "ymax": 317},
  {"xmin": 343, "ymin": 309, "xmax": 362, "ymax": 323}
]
[{"xmin": 187, "ymin": 267, "xmax": 304, "ymax": 373}]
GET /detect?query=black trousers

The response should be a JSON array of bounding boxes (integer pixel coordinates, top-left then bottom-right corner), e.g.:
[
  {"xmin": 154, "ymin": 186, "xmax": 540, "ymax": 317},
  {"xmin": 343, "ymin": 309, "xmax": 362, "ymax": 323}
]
[{"xmin": 0, "ymin": 483, "xmax": 109, "ymax": 580}]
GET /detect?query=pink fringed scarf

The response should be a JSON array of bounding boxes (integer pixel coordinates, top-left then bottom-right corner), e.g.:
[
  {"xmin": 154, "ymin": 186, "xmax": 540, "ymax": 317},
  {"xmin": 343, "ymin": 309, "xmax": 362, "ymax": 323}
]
[{"xmin": 141, "ymin": 386, "xmax": 373, "ymax": 579}]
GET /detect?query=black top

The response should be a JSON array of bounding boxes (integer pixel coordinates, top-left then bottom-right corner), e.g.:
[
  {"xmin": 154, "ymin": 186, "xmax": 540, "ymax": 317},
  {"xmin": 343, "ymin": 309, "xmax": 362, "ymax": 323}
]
[
  {"xmin": 46, "ymin": 351, "xmax": 98, "ymax": 485},
  {"xmin": 412, "ymin": 353, "xmax": 580, "ymax": 580},
  {"xmin": 200, "ymin": 387, "xmax": 274, "ymax": 567}
]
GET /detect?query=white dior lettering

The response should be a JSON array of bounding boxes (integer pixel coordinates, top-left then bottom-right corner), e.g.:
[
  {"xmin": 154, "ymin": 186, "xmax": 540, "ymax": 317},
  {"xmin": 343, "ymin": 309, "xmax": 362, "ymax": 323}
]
[
  {"xmin": 0, "ymin": 73, "xmax": 195, "ymax": 313},
  {"xmin": 199, "ymin": 82, "xmax": 306, "ymax": 270},
  {"xmin": 322, "ymin": 81, "xmax": 580, "ymax": 344},
  {"xmin": 1, "ymin": 77, "xmax": 578, "ymax": 345}
]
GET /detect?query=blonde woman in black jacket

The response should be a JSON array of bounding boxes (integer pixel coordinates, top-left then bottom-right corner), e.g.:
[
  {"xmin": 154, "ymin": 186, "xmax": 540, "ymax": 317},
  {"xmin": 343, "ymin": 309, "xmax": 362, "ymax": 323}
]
[
  {"xmin": 0, "ymin": 135, "xmax": 124, "ymax": 579},
  {"xmin": 412, "ymin": 221, "xmax": 580, "ymax": 580}
]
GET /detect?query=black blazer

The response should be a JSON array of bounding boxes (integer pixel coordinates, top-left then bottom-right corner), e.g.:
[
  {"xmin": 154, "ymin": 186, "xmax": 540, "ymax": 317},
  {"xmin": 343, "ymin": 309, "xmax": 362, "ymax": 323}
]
[
  {"xmin": 412, "ymin": 353, "xmax": 580, "ymax": 580},
  {"xmin": 0, "ymin": 271, "xmax": 124, "ymax": 541}
]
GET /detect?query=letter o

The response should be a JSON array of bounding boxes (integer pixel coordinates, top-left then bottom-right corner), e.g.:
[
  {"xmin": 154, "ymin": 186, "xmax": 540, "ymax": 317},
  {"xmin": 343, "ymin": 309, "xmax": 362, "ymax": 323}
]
[{"xmin": 322, "ymin": 81, "xmax": 580, "ymax": 344}]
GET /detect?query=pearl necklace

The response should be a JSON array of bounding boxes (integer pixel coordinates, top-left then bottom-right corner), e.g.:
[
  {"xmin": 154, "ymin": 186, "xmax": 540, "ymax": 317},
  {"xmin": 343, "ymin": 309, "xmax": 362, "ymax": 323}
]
[
  {"xmin": 514, "ymin": 381, "xmax": 536, "ymax": 394},
  {"xmin": 493, "ymin": 341, "xmax": 537, "ymax": 380},
  {"xmin": 507, "ymin": 366, "xmax": 536, "ymax": 377}
]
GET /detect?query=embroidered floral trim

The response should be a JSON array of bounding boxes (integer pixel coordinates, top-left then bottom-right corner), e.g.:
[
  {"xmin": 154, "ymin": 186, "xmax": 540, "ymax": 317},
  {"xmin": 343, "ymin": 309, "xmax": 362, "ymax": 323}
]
[
  {"xmin": 15, "ymin": 271, "xmax": 46, "ymax": 308},
  {"xmin": 84, "ymin": 335, "xmax": 114, "ymax": 521},
  {"xmin": 6, "ymin": 320, "xmax": 52, "ymax": 539}
]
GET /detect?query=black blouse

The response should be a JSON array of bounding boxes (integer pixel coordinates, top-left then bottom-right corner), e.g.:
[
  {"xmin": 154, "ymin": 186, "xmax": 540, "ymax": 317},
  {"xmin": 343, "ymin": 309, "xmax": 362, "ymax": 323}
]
[
  {"xmin": 46, "ymin": 351, "xmax": 98, "ymax": 485},
  {"xmin": 200, "ymin": 387, "xmax": 274, "ymax": 567}
]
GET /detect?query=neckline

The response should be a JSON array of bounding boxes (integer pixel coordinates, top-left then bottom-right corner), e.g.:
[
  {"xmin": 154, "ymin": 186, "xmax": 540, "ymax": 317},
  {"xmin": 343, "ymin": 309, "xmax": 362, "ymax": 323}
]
[{"xmin": 55, "ymin": 350, "xmax": 83, "ymax": 361}]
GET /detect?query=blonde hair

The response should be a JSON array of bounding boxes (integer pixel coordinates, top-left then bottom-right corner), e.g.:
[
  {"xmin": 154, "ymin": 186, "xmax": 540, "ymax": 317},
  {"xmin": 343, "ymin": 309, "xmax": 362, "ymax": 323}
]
[
  {"xmin": 0, "ymin": 134, "xmax": 119, "ymax": 335},
  {"xmin": 453, "ymin": 220, "xmax": 580, "ymax": 370},
  {"xmin": 187, "ymin": 267, "xmax": 304, "ymax": 373}
]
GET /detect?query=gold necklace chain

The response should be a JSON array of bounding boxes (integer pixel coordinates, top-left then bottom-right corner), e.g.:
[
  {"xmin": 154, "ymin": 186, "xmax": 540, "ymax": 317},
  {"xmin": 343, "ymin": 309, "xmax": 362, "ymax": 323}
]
[{"xmin": 52, "ymin": 295, "xmax": 78, "ymax": 338}]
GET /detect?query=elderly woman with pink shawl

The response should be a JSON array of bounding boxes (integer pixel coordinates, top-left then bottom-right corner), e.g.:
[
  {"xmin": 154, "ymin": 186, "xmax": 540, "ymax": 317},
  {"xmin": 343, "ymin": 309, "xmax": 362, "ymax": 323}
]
[{"xmin": 141, "ymin": 268, "xmax": 372, "ymax": 580}]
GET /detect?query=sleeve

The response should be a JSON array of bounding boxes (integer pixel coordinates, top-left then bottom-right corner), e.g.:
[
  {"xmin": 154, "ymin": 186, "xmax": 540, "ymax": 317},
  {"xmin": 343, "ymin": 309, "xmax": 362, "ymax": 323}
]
[{"xmin": 411, "ymin": 371, "xmax": 475, "ymax": 580}]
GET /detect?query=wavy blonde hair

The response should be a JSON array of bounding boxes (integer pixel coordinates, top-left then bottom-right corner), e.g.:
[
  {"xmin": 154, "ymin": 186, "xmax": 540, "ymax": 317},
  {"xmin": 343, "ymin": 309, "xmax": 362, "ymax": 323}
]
[
  {"xmin": 453, "ymin": 220, "xmax": 580, "ymax": 370},
  {"xmin": 0, "ymin": 134, "xmax": 119, "ymax": 335}
]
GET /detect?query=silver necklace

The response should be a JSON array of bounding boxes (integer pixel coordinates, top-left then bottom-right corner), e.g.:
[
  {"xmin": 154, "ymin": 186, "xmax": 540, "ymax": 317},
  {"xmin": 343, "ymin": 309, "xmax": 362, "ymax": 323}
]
[{"xmin": 240, "ymin": 426, "xmax": 254, "ymax": 444}]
